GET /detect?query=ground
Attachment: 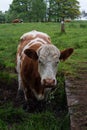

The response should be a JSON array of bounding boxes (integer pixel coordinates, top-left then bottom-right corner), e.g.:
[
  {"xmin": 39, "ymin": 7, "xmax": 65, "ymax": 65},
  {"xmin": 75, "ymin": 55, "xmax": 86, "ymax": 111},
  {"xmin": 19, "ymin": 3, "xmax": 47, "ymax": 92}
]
[{"xmin": 65, "ymin": 63, "xmax": 87, "ymax": 130}]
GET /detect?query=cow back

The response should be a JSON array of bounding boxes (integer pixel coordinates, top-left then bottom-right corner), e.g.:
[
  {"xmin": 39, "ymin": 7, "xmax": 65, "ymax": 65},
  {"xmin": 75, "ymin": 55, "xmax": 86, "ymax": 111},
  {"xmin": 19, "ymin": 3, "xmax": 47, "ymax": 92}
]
[{"xmin": 17, "ymin": 30, "xmax": 51, "ymax": 57}]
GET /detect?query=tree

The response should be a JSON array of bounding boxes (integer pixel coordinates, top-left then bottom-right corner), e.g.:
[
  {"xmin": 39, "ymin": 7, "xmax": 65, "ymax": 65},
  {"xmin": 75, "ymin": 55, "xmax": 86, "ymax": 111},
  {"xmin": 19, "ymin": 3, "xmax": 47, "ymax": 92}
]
[
  {"xmin": 3, "ymin": 0, "xmax": 80, "ymax": 23},
  {"xmin": 46, "ymin": 0, "xmax": 80, "ymax": 32},
  {"xmin": 7, "ymin": 0, "xmax": 46, "ymax": 22},
  {"xmin": 45, "ymin": 0, "xmax": 59, "ymax": 22},
  {"xmin": 0, "ymin": 11, "xmax": 5, "ymax": 23},
  {"xmin": 30, "ymin": 0, "xmax": 46, "ymax": 22},
  {"xmin": 9, "ymin": 0, "xmax": 31, "ymax": 22},
  {"xmin": 46, "ymin": 0, "xmax": 80, "ymax": 22},
  {"xmin": 55, "ymin": 0, "xmax": 80, "ymax": 32},
  {"xmin": 57, "ymin": 0, "xmax": 80, "ymax": 20}
]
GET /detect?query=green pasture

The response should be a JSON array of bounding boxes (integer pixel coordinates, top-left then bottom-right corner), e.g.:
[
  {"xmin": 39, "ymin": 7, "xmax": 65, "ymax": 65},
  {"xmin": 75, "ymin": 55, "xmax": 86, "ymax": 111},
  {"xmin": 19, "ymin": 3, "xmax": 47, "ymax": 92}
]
[
  {"xmin": 0, "ymin": 21, "xmax": 87, "ymax": 130},
  {"xmin": 0, "ymin": 22, "xmax": 87, "ymax": 74}
]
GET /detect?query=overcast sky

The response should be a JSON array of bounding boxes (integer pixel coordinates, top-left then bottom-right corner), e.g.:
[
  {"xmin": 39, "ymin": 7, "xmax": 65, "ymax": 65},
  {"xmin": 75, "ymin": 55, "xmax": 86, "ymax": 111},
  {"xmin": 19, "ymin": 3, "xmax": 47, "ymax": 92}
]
[{"xmin": 0, "ymin": 0, "xmax": 87, "ymax": 12}]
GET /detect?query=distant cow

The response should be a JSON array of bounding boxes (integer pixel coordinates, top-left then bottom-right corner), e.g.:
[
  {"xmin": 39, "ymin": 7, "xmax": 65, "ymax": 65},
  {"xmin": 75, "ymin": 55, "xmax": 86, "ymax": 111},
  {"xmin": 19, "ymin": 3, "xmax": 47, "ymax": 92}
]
[
  {"xmin": 12, "ymin": 19, "xmax": 23, "ymax": 23},
  {"xmin": 65, "ymin": 19, "xmax": 71, "ymax": 22},
  {"xmin": 16, "ymin": 30, "xmax": 73, "ymax": 105}
]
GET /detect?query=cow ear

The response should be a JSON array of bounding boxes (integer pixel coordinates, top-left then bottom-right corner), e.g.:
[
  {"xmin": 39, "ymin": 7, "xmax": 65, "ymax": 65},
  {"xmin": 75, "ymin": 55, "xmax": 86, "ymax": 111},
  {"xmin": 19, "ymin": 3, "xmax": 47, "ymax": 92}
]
[
  {"xmin": 59, "ymin": 48, "xmax": 74, "ymax": 61},
  {"xmin": 24, "ymin": 49, "xmax": 38, "ymax": 60}
]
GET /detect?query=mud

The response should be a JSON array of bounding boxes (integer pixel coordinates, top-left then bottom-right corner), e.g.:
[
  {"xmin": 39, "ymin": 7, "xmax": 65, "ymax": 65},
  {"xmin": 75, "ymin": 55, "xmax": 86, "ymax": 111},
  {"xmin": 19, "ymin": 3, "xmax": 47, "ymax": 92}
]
[{"xmin": 65, "ymin": 66, "xmax": 87, "ymax": 130}]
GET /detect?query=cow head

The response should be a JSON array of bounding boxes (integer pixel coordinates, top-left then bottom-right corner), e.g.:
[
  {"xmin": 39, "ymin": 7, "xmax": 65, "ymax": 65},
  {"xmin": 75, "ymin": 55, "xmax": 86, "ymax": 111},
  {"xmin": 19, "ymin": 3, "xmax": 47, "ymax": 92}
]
[{"xmin": 24, "ymin": 45, "xmax": 73, "ymax": 88}]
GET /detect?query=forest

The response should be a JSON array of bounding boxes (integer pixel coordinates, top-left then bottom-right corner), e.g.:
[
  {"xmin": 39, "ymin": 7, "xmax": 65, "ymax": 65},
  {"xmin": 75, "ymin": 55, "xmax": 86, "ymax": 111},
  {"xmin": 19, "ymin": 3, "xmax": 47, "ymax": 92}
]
[{"xmin": 0, "ymin": 0, "xmax": 80, "ymax": 23}]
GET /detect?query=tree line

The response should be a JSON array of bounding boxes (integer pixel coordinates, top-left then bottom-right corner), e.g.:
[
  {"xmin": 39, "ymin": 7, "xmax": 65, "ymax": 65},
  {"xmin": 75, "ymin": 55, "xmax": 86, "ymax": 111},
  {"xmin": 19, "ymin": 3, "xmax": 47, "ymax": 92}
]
[{"xmin": 0, "ymin": 0, "xmax": 80, "ymax": 23}]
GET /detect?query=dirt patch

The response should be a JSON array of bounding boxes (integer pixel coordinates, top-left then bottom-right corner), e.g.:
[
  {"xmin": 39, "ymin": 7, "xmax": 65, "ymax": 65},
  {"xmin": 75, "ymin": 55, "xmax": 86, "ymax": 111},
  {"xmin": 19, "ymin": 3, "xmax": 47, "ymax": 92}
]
[
  {"xmin": 65, "ymin": 65, "xmax": 87, "ymax": 130},
  {"xmin": 0, "ymin": 78, "xmax": 18, "ymax": 105}
]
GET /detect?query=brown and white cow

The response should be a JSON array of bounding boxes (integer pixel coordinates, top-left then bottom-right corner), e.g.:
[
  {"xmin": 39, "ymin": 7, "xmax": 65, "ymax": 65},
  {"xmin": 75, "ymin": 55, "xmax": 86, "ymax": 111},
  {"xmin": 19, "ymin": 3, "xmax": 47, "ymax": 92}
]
[
  {"xmin": 12, "ymin": 19, "xmax": 23, "ymax": 23},
  {"xmin": 16, "ymin": 30, "xmax": 73, "ymax": 103},
  {"xmin": 65, "ymin": 19, "xmax": 71, "ymax": 22}
]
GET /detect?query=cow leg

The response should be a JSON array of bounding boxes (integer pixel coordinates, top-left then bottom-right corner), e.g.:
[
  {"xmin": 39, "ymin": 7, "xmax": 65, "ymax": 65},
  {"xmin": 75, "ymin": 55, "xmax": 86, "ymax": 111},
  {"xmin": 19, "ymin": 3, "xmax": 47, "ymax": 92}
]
[
  {"xmin": 17, "ymin": 74, "xmax": 24, "ymax": 99},
  {"xmin": 18, "ymin": 74, "xmax": 23, "ymax": 90},
  {"xmin": 23, "ymin": 88, "xmax": 31, "ymax": 111},
  {"xmin": 23, "ymin": 88, "xmax": 38, "ymax": 112}
]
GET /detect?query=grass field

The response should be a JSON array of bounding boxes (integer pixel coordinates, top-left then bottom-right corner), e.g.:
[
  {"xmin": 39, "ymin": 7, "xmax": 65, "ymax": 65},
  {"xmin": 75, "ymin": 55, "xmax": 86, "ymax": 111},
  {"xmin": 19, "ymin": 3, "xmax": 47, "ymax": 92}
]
[{"xmin": 0, "ymin": 21, "xmax": 87, "ymax": 130}]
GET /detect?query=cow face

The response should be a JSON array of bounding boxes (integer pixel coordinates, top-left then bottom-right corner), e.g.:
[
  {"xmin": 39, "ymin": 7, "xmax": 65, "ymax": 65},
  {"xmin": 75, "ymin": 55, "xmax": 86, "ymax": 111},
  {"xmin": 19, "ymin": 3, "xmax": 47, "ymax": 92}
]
[
  {"xmin": 37, "ymin": 45, "xmax": 60, "ymax": 87},
  {"xmin": 24, "ymin": 46, "xmax": 73, "ymax": 88}
]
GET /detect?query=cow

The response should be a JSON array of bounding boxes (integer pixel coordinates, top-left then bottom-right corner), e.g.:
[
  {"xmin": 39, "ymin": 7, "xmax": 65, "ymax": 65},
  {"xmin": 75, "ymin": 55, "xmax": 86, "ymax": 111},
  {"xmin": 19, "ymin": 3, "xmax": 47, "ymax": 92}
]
[
  {"xmin": 16, "ymin": 30, "xmax": 73, "ymax": 109},
  {"xmin": 64, "ymin": 19, "xmax": 71, "ymax": 22},
  {"xmin": 12, "ymin": 19, "xmax": 23, "ymax": 23}
]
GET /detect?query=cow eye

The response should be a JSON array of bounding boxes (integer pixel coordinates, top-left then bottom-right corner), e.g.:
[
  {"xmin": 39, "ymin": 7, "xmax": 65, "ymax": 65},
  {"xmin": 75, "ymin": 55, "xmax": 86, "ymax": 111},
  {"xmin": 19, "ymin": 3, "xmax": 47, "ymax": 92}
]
[
  {"xmin": 38, "ymin": 59, "xmax": 42, "ymax": 63},
  {"xmin": 55, "ymin": 61, "xmax": 59, "ymax": 65},
  {"xmin": 38, "ymin": 59, "xmax": 44, "ymax": 65},
  {"xmin": 56, "ymin": 61, "xmax": 59, "ymax": 64}
]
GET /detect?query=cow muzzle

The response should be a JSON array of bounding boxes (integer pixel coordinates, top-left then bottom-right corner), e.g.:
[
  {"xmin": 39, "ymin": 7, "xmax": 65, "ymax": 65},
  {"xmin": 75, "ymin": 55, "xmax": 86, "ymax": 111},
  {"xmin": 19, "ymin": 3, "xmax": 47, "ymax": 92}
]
[{"xmin": 43, "ymin": 78, "xmax": 56, "ymax": 86}]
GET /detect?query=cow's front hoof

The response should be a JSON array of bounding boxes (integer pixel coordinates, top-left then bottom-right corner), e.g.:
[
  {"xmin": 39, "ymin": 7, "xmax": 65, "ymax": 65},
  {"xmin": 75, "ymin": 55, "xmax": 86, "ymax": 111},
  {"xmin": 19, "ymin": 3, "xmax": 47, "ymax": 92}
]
[
  {"xmin": 23, "ymin": 103, "xmax": 29, "ymax": 112},
  {"xmin": 17, "ymin": 90, "xmax": 24, "ymax": 99},
  {"xmin": 23, "ymin": 102, "xmax": 32, "ymax": 112}
]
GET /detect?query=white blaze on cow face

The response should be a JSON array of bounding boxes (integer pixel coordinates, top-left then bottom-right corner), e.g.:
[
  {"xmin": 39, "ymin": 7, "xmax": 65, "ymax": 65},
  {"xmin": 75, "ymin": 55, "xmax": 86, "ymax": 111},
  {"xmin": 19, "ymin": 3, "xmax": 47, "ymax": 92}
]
[{"xmin": 37, "ymin": 45, "xmax": 60, "ymax": 86}]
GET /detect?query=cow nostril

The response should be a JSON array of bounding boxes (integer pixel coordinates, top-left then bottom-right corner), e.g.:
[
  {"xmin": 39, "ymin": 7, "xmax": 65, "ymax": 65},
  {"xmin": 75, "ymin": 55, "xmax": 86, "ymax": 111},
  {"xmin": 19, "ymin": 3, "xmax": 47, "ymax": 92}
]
[
  {"xmin": 53, "ymin": 79, "xmax": 55, "ymax": 83},
  {"xmin": 43, "ymin": 79, "xmax": 55, "ymax": 85}
]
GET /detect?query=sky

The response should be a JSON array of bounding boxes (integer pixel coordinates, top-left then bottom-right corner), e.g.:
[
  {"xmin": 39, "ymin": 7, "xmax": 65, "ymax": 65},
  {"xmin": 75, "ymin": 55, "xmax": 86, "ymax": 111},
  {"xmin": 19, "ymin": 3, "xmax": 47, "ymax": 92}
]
[{"xmin": 0, "ymin": 0, "xmax": 87, "ymax": 13}]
